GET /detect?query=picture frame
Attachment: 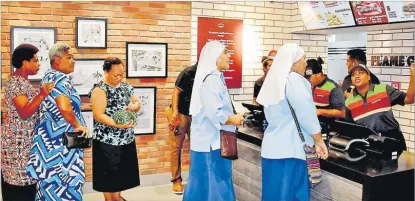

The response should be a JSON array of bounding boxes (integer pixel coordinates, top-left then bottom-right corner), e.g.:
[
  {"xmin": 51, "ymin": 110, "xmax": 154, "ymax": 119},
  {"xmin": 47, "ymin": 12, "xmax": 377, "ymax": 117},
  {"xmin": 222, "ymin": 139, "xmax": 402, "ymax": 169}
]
[
  {"xmin": 10, "ymin": 26, "xmax": 57, "ymax": 81},
  {"xmin": 82, "ymin": 111, "xmax": 94, "ymax": 136},
  {"xmin": 126, "ymin": 42, "xmax": 168, "ymax": 78},
  {"xmin": 132, "ymin": 86, "xmax": 157, "ymax": 135},
  {"xmin": 76, "ymin": 17, "xmax": 107, "ymax": 49},
  {"xmin": 69, "ymin": 59, "xmax": 105, "ymax": 96}
]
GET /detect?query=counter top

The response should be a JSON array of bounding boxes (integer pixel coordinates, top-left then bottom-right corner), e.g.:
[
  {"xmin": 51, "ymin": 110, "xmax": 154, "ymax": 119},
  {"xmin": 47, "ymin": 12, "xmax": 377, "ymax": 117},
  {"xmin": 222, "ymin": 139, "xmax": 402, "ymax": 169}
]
[
  {"xmin": 237, "ymin": 126, "xmax": 414, "ymax": 201},
  {"xmin": 237, "ymin": 127, "xmax": 414, "ymax": 182}
]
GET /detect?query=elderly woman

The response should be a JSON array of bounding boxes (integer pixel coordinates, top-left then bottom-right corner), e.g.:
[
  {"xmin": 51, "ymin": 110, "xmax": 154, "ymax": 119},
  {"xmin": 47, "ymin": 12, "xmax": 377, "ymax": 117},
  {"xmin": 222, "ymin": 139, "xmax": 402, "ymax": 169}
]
[
  {"xmin": 26, "ymin": 43, "xmax": 90, "ymax": 201},
  {"xmin": 89, "ymin": 57, "xmax": 140, "ymax": 201},
  {"xmin": 1, "ymin": 44, "xmax": 54, "ymax": 201},
  {"xmin": 256, "ymin": 43, "xmax": 329, "ymax": 201},
  {"xmin": 183, "ymin": 41, "xmax": 244, "ymax": 201}
]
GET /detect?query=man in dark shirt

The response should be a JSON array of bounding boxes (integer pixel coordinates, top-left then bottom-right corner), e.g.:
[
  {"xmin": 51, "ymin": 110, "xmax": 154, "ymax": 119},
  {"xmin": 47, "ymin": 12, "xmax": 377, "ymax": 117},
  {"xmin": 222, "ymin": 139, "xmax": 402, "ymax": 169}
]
[
  {"xmin": 305, "ymin": 57, "xmax": 345, "ymax": 134},
  {"xmin": 345, "ymin": 64, "xmax": 414, "ymax": 152},
  {"xmin": 166, "ymin": 63, "xmax": 197, "ymax": 194},
  {"xmin": 343, "ymin": 49, "xmax": 380, "ymax": 99}
]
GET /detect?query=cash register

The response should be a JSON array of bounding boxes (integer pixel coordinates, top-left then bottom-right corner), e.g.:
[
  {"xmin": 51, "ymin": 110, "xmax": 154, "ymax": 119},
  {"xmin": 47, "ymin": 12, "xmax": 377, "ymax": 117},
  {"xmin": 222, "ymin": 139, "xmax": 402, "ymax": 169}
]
[
  {"xmin": 328, "ymin": 120, "xmax": 401, "ymax": 161},
  {"xmin": 241, "ymin": 103, "xmax": 267, "ymax": 131}
]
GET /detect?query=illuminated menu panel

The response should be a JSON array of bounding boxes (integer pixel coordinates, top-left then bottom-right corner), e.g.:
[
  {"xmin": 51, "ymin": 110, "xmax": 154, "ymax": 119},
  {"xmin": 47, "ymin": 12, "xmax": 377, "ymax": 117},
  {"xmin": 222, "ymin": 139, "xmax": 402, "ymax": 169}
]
[
  {"xmin": 350, "ymin": 1, "xmax": 389, "ymax": 25},
  {"xmin": 383, "ymin": 1, "xmax": 415, "ymax": 23},
  {"xmin": 298, "ymin": 1, "xmax": 356, "ymax": 30}
]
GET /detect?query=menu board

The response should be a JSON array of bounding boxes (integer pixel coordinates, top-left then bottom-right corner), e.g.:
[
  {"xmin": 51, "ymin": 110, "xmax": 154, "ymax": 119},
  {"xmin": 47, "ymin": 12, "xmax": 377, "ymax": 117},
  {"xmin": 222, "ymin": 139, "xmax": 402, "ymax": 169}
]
[
  {"xmin": 383, "ymin": 1, "xmax": 415, "ymax": 23},
  {"xmin": 197, "ymin": 17, "xmax": 243, "ymax": 88},
  {"xmin": 298, "ymin": 1, "xmax": 356, "ymax": 30},
  {"xmin": 350, "ymin": 1, "xmax": 389, "ymax": 25}
]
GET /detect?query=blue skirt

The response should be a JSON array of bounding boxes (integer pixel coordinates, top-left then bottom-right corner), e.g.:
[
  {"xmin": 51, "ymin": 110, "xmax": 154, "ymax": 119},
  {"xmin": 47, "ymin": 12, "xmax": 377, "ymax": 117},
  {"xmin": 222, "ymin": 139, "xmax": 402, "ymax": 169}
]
[
  {"xmin": 262, "ymin": 157, "xmax": 310, "ymax": 201},
  {"xmin": 183, "ymin": 149, "xmax": 235, "ymax": 201}
]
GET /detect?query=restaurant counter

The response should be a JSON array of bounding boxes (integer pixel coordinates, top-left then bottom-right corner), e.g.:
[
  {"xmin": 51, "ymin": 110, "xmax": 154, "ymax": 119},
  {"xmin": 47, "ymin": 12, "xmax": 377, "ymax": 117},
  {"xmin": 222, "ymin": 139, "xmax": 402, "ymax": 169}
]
[{"xmin": 233, "ymin": 127, "xmax": 414, "ymax": 201}]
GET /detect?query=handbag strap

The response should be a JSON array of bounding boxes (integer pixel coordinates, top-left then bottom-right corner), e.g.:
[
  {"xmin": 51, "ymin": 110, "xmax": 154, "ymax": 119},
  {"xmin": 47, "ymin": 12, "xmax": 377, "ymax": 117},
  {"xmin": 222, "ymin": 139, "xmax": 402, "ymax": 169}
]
[
  {"xmin": 203, "ymin": 74, "xmax": 236, "ymax": 115},
  {"xmin": 284, "ymin": 74, "xmax": 306, "ymax": 143}
]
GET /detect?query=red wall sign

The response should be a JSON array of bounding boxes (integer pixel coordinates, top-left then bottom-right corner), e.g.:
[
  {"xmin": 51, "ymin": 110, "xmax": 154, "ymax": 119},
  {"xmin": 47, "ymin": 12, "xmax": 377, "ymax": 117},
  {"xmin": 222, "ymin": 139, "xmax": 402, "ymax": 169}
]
[
  {"xmin": 391, "ymin": 81, "xmax": 400, "ymax": 90},
  {"xmin": 197, "ymin": 17, "xmax": 243, "ymax": 88}
]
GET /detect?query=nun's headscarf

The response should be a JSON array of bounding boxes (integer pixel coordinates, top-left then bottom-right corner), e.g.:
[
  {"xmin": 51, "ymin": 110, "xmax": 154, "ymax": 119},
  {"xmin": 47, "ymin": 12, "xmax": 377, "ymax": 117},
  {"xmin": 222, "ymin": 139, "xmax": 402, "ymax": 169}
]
[
  {"xmin": 189, "ymin": 40, "xmax": 225, "ymax": 116},
  {"xmin": 256, "ymin": 43, "xmax": 305, "ymax": 107}
]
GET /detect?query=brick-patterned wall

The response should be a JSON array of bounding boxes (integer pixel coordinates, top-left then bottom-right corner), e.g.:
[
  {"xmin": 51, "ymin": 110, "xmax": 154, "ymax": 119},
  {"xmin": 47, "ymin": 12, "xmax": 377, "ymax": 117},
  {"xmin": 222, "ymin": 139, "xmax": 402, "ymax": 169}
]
[
  {"xmin": 191, "ymin": 1, "xmax": 328, "ymax": 103},
  {"xmin": 1, "ymin": 1, "xmax": 192, "ymax": 181},
  {"xmin": 366, "ymin": 29, "xmax": 415, "ymax": 152}
]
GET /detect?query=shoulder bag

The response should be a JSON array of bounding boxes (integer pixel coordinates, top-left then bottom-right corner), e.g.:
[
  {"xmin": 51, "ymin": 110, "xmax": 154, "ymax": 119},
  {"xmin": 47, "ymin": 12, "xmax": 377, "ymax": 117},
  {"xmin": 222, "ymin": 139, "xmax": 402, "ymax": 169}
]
[
  {"xmin": 285, "ymin": 81, "xmax": 322, "ymax": 188},
  {"xmin": 203, "ymin": 74, "xmax": 238, "ymax": 160}
]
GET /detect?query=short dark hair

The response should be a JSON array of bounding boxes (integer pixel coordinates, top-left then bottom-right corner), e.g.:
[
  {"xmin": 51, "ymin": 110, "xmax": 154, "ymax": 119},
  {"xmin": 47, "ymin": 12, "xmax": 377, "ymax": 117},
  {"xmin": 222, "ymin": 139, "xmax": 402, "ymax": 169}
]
[
  {"xmin": 103, "ymin": 57, "xmax": 123, "ymax": 71},
  {"xmin": 261, "ymin": 56, "xmax": 273, "ymax": 68},
  {"xmin": 306, "ymin": 57, "xmax": 324, "ymax": 74},
  {"xmin": 347, "ymin": 49, "xmax": 366, "ymax": 65},
  {"xmin": 12, "ymin": 44, "xmax": 39, "ymax": 69}
]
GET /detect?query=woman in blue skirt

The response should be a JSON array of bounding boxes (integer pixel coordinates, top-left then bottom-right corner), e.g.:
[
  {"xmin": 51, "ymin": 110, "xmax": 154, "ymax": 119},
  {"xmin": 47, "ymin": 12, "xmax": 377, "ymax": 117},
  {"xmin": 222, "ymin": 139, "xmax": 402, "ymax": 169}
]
[
  {"xmin": 256, "ymin": 43, "xmax": 329, "ymax": 201},
  {"xmin": 183, "ymin": 40, "xmax": 245, "ymax": 201}
]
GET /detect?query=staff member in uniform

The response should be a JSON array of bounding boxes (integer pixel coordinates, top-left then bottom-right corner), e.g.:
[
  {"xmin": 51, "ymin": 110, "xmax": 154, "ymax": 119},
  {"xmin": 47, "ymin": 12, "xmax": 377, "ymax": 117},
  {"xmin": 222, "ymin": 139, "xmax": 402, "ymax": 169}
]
[
  {"xmin": 346, "ymin": 63, "xmax": 414, "ymax": 152},
  {"xmin": 343, "ymin": 49, "xmax": 380, "ymax": 99},
  {"xmin": 167, "ymin": 62, "xmax": 197, "ymax": 194},
  {"xmin": 253, "ymin": 56, "xmax": 273, "ymax": 105},
  {"xmin": 305, "ymin": 57, "xmax": 345, "ymax": 132}
]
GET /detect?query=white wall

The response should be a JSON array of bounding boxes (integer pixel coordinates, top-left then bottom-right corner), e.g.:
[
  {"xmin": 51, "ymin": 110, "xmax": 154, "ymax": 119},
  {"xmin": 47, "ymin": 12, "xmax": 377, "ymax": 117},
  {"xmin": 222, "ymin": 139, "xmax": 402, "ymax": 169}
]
[{"xmin": 191, "ymin": 1, "xmax": 328, "ymax": 103}]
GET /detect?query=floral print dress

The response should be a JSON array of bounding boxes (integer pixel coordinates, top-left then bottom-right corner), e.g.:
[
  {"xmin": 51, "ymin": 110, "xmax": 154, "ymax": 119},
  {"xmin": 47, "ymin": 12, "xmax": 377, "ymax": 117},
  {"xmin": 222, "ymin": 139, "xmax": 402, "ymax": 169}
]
[{"xmin": 1, "ymin": 75, "xmax": 38, "ymax": 186}]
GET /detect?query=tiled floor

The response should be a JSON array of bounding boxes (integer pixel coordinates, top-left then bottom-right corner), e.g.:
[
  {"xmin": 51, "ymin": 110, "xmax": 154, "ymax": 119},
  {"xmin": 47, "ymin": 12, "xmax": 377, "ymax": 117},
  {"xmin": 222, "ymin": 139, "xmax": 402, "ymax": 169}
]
[{"xmin": 84, "ymin": 184, "xmax": 184, "ymax": 201}]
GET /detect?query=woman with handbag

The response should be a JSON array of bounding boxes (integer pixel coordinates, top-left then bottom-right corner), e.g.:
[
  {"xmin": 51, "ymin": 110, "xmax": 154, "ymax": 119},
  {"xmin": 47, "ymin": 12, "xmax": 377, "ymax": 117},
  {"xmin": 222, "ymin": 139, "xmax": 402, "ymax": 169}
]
[
  {"xmin": 183, "ymin": 40, "xmax": 244, "ymax": 201},
  {"xmin": 256, "ymin": 43, "xmax": 329, "ymax": 201},
  {"xmin": 25, "ymin": 43, "xmax": 90, "ymax": 201},
  {"xmin": 1, "ymin": 44, "xmax": 54, "ymax": 201},
  {"xmin": 89, "ymin": 57, "xmax": 140, "ymax": 201}
]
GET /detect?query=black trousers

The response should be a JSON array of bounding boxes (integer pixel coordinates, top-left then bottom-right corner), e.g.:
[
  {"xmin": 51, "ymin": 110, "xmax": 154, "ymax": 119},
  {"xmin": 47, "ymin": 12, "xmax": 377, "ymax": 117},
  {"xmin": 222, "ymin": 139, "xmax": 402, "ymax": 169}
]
[{"xmin": 1, "ymin": 176, "xmax": 36, "ymax": 201}]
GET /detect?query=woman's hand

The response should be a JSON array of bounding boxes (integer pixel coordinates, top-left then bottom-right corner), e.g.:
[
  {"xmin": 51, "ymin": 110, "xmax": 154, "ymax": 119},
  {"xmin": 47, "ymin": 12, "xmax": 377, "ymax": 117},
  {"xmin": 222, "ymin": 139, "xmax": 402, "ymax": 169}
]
[
  {"xmin": 115, "ymin": 121, "xmax": 136, "ymax": 129},
  {"xmin": 227, "ymin": 114, "xmax": 245, "ymax": 126},
  {"xmin": 39, "ymin": 82, "xmax": 55, "ymax": 97},
  {"xmin": 126, "ymin": 101, "xmax": 140, "ymax": 112},
  {"xmin": 314, "ymin": 140, "xmax": 329, "ymax": 160},
  {"xmin": 74, "ymin": 125, "xmax": 91, "ymax": 138}
]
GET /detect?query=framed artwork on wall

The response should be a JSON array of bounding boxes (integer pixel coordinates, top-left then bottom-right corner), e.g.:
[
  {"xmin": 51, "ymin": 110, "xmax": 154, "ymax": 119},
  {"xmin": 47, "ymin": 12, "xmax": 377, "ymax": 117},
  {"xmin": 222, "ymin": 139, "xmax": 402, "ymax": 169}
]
[
  {"xmin": 126, "ymin": 42, "xmax": 168, "ymax": 78},
  {"xmin": 132, "ymin": 86, "xmax": 157, "ymax": 135},
  {"xmin": 82, "ymin": 110, "xmax": 94, "ymax": 136},
  {"xmin": 69, "ymin": 59, "xmax": 105, "ymax": 96},
  {"xmin": 10, "ymin": 26, "xmax": 57, "ymax": 81},
  {"xmin": 76, "ymin": 17, "xmax": 107, "ymax": 49}
]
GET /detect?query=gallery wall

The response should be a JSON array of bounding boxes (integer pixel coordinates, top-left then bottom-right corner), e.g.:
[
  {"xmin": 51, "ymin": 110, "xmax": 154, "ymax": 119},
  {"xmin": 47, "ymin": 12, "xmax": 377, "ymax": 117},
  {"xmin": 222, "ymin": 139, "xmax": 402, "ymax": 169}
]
[{"xmin": 1, "ymin": 1, "xmax": 192, "ymax": 181}]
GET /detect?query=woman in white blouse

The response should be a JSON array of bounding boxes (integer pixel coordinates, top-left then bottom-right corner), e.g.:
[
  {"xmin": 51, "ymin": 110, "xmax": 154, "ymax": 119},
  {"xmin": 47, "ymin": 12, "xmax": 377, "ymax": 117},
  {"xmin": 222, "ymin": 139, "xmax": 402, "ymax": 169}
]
[
  {"xmin": 183, "ymin": 40, "xmax": 244, "ymax": 201},
  {"xmin": 256, "ymin": 43, "xmax": 329, "ymax": 201}
]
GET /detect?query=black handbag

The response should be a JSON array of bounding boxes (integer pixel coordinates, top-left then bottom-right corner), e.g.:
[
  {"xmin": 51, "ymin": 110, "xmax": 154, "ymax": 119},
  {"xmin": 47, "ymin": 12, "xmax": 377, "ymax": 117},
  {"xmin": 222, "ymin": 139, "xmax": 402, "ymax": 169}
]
[{"xmin": 62, "ymin": 131, "xmax": 92, "ymax": 150}]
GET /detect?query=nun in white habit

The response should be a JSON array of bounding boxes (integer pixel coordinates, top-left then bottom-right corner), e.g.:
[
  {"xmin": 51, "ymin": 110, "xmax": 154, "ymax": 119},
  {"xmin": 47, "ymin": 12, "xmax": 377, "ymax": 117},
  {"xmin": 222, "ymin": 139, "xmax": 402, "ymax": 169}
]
[
  {"xmin": 182, "ymin": 40, "xmax": 244, "ymax": 201},
  {"xmin": 256, "ymin": 43, "xmax": 329, "ymax": 201}
]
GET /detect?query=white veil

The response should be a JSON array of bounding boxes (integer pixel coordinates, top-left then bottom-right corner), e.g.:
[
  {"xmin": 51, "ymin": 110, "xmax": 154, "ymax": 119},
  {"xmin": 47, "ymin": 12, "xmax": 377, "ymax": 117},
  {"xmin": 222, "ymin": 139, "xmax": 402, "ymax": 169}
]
[
  {"xmin": 256, "ymin": 43, "xmax": 305, "ymax": 107},
  {"xmin": 189, "ymin": 40, "xmax": 225, "ymax": 116}
]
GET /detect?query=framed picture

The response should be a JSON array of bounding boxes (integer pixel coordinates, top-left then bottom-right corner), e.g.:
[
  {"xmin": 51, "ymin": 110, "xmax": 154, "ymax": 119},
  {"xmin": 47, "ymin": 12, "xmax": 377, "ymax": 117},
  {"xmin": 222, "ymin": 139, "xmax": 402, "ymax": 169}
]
[
  {"xmin": 126, "ymin": 42, "xmax": 168, "ymax": 78},
  {"xmin": 69, "ymin": 59, "xmax": 105, "ymax": 96},
  {"xmin": 10, "ymin": 26, "xmax": 57, "ymax": 81},
  {"xmin": 133, "ymin": 86, "xmax": 157, "ymax": 135},
  {"xmin": 76, "ymin": 17, "xmax": 107, "ymax": 49},
  {"xmin": 82, "ymin": 111, "xmax": 94, "ymax": 136}
]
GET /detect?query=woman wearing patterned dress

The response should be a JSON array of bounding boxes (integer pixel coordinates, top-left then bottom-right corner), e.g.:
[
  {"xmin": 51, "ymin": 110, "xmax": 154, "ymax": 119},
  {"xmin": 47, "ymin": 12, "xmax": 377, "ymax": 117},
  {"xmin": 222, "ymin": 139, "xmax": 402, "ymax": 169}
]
[
  {"xmin": 90, "ymin": 57, "xmax": 140, "ymax": 201},
  {"xmin": 26, "ymin": 43, "xmax": 90, "ymax": 201},
  {"xmin": 1, "ymin": 44, "xmax": 54, "ymax": 201}
]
